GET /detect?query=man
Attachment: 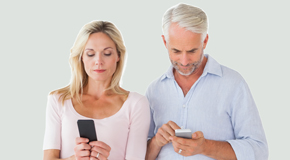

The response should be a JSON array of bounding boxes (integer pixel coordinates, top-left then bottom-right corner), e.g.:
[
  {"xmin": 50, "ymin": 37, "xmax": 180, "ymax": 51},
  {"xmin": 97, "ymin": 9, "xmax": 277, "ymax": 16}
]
[{"xmin": 145, "ymin": 3, "xmax": 268, "ymax": 160}]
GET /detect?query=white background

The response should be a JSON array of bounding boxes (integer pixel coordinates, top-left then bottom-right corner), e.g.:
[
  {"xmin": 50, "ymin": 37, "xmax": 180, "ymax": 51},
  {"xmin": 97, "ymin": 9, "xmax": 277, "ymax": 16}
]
[{"xmin": 1, "ymin": 0, "xmax": 289, "ymax": 159}]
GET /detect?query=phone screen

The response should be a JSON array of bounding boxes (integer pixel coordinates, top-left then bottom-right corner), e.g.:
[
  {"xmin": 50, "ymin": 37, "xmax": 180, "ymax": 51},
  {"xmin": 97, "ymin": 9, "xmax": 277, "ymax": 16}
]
[{"xmin": 77, "ymin": 119, "xmax": 98, "ymax": 142}]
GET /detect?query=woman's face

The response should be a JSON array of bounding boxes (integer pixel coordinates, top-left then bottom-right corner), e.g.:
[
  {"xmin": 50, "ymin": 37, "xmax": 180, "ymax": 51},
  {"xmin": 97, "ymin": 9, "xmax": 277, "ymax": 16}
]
[{"xmin": 82, "ymin": 32, "xmax": 120, "ymax": 82}]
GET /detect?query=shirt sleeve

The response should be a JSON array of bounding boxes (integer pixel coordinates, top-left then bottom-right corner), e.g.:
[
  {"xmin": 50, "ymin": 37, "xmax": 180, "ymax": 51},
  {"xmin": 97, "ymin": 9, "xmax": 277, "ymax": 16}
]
[
  {"xmin": 125, "ymin": 96, "xmax": 151, "ymax": 160},
  {"xmin": 43, "ymin": 94, "xmax": 62, "ymax": 150},
  {"xmin": 146, "ymin": 88, "xmax": 155, "ymax": 140},
  {"xmin": 226, "ymin": 80, "xmax": 268, "ymax": 160}
]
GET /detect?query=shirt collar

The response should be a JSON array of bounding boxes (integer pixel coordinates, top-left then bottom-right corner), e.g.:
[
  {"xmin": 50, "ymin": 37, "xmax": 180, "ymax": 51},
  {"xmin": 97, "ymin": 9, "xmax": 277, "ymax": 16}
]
[{"xmin": 161, "ymin": 54, "xmax": 222, "ymax": 81}]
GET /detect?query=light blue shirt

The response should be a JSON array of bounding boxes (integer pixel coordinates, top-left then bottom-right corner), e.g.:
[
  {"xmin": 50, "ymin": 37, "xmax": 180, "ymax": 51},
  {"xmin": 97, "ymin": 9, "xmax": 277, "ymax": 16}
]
[{"xmin": 146, "ymin": 54, "xmax": 268, "ymax": 160}]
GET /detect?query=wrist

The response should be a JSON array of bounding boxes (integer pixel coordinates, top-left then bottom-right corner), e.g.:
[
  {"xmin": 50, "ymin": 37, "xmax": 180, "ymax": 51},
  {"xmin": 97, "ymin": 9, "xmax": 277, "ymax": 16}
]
[
  {"xmin": 152, "ymin": 136, "xmax": 163, "ymax": 149},
  {"xmin": 201, "ymin": 138, "xmax": 209, "ymax": 155}
]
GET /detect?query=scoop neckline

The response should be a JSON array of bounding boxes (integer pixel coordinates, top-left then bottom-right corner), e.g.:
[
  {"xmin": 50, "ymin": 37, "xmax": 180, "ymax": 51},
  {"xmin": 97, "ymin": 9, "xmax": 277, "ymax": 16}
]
[{"xmin": 68, "ymin": 92, "xmax": 132, "ymax": 121}]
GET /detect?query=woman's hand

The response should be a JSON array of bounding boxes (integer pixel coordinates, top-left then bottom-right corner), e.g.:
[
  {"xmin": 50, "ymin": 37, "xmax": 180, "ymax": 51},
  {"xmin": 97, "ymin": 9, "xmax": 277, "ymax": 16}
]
[
  {"xmin": 74, "ymin": 137, "xmax": 91, "ymax": 160},
  {"xmin": 89, "ymin": 141, "xmax": 111, "ymax": 160}
]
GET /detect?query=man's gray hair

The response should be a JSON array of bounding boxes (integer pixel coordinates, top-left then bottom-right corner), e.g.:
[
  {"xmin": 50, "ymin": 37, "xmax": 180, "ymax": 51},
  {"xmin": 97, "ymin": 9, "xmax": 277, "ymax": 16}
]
[{"xmin": 162, "ymin": 3, "xmax": 208, "ymax": 41}]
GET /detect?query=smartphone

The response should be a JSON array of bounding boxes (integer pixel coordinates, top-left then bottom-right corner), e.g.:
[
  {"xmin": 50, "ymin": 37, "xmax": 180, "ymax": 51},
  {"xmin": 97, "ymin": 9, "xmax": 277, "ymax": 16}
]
[
  {"xmin": 77, "ymin": 119, "xmax": 98, "ymax": 142},
  {"xmin": 175, "ymin": 129, "xmax": 192, "ymax": 139}
]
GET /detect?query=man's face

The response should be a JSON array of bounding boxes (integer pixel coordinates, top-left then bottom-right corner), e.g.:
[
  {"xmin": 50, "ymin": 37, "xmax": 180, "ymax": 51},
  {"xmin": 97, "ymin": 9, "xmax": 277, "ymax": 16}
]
[{"xmin": 162, "ymin": 23, "xmax": 208, "ymax": 76}]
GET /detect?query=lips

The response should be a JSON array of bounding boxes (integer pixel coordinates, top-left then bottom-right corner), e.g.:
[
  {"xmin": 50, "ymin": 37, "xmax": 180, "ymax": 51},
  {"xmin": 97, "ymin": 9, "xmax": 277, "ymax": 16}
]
[
  {"xmin": 93, "ymin": 69, "xmax": 106, "ymax": 73},
  {"xmin": 179, "ymin": 65, "xmax": 189, "ymax": 69}
]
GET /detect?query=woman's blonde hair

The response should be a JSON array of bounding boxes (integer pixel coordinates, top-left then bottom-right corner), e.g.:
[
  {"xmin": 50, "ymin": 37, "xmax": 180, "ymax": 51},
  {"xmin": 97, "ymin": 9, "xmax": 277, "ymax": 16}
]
[{"xmin": 50, "ymin": 20, "xmax": 127, "ymax": 105}]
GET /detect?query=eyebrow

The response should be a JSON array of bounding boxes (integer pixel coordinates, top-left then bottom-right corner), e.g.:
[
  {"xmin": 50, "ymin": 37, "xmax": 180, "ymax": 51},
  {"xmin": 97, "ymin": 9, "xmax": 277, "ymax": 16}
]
[
  {"xmin": 103, "ymin": 47, "xmax": 113, "ymax": 50},
  {"xmin": 172, "ymin": 48, "xmax": 181, "ymax": 52},
  {"xmin": 171, "ymin": 48, "xmax": 198, "ymax": 52},
  {"xmin": 85, "ymin": 48, "xmax": 94, "ymax": 51},
  {"xmin": 187, "ymin": 48, "xmax": 198, "ymax": 52},
  {"xmin": 84, "ymin": 47, "xmax": 113, "ymax": 51}
]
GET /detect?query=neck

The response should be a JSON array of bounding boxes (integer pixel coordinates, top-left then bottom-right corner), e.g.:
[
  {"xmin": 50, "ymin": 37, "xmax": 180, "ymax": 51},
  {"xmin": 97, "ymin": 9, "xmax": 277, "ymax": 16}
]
[
  {"xmin": 173, "ymin": 56, "xmax": 208, "ymax": 96},
  {"xmin": 83, "ymin": 77, "xmax": 112, "ymax": 99}
]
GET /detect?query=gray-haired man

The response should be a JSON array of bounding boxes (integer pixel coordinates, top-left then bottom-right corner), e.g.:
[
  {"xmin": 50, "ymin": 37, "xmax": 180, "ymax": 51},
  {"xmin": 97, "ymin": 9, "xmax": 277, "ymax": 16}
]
[{"xmin": 145, "ymin": 3, "xmax": 268, "ymax": 160}]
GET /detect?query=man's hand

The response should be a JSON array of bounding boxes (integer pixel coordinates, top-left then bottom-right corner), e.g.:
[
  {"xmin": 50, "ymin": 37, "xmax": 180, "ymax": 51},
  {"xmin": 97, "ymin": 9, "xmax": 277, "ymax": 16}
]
[
  {"xmin": 154, "ymin": 121, "xmax": 181, "ymax": 147},
  {"xmin": 169, "ymin": 131, "xmax": 206, "ymax": 156}
]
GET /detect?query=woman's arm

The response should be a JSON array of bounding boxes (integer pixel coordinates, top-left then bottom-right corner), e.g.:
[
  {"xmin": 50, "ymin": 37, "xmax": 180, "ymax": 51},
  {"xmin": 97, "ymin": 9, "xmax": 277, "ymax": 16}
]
[
  {"xmin": 43, "ymin": 149, "xmax": 74, "ymax": 160},
  {"xmin": 43, "ymin": 138, "xmax": 92, "ymax": 160},
  {"xmin": 125, "ymin": 96, "xmax": 151, "ymax": 160}
]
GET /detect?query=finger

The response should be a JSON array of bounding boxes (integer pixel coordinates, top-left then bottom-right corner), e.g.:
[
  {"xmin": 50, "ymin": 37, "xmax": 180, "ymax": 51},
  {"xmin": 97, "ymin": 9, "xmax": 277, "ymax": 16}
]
[
  {"xmin": 158, "ymin": 127, "xmax": 172, "ymax": 141},
  {"xmin": 156, "ymin": 132, "xmax": 169, "ymax": 145},
  {"xmin": 78, "ymin": 157, "xmax": 90, "ymax": 160},
  {"xmin": 171, "ymin": 138, "xmax": 189, "ymax": 150},
  {"xmin": 167, "ymin": 121, "xmax": 181, "ymax": 131},
  {"xmin": 172, "ymin": 141, "xmax": 192, "ymax": 157},
  {"xmin": 78, "ymin": 150, "xmax": 91, "ymax": 157},
  {"xmin": 91, "ymin": 146, "xmax": 110, "ymax": 158},
  {"xmin": 74, "ymin": 147, "xmax": 91, "ymax": 158},
  {"xmin": 91, "ymin": 150, "xmax": 109, "ymax": 160},
  {"xmin": 172, "ymin": 143, "xmax": 186, "ymax": 154},
  {"xmin": 192, "ymin": 131, "xmax": 204, "ymax": 139},
  {"xmin": 170, "ymin": 136, "xmax": 192, "ymax": 146},
  {"xmin": 89, "ymin": 141, "xmax": 111, "ymax": 152},
  {"xmin": 76, "ymin": 137, "xmax": 89, "ymax": 144},
  {"xmin": 75, "ymin": 143, "xmax": 91, "ymax": 150},
  {"xmin": 161, "ymin": 123, "xmax": 175, "ymax": 136}
]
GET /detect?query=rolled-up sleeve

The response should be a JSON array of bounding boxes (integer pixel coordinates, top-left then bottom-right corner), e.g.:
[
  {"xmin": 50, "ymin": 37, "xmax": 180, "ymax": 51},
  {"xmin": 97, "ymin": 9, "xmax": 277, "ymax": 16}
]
[{"xmin": 227, "ymin": 80, "xmax": 268, "ymax": 160}]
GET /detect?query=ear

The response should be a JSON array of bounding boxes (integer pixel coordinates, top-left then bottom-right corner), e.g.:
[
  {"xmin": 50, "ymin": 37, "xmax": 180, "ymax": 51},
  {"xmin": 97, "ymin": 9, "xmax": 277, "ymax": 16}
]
[
  {"xmin": 117, "ymin": 52, "xmax": 120, "ymax": 62},
  {"xmin": 203, "ymin": 34, "xmax": 209, "ymax": 49},
  {"xmin": 161, "ymin": 35, "xmax": 167, "ymax": 47},
  {"xmin": 80, "ymin": 53, "xmax": 83, "ymax": 61}
]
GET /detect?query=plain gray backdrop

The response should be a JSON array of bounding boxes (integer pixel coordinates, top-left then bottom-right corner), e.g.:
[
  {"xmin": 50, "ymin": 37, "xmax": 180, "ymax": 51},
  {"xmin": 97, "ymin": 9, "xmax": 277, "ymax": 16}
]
[{"xmin": 1, "ymin": 0, "xmax": 289, "ymax": 159}]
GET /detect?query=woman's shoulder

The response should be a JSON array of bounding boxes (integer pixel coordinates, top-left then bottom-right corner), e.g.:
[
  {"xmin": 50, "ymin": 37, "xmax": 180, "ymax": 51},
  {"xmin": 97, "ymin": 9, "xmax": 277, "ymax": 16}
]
[
  {"xmin": 125, "ymin": 92, "xmax": 150, "ymax": 118},
  {"xmin": 47, "ymin": 92, "xmax": 62, "ymax": 102},
  {"xmin": 128, "ymin": 92, "xmax": 146, "ymax": 100},
  {"xmin": 126, "ymin": 92, "xmax": 149, "ymax": 106},
  {"xmin": 47, "ymin": 92, "xmax": 70, "ymax": 108}
]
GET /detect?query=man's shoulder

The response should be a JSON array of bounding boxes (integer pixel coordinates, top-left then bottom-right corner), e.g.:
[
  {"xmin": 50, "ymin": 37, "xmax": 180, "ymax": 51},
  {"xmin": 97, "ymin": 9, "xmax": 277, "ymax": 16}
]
[
  {"xmin": 145, "ymin": 73, "xmax": 168, "ymax": 97},
  {"xmin": 218, "ymin": 64, "xmax": 247, "ymax": 86},
  {"xmin": 147, "ymin": 73, "xmax": 167, "ymax": 88}
]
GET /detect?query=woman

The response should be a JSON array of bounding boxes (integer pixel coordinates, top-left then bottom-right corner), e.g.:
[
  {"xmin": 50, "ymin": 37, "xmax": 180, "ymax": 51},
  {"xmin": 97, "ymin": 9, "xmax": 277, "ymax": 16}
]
[{"xmin": 43, "ymin": 21, "xmax": 150, "ymax": 160}]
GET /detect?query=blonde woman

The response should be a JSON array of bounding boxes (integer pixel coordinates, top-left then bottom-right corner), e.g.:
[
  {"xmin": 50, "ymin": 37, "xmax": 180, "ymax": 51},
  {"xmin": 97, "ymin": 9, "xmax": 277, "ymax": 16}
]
[{"xmin": 43, "ymin": 21, "xmax": 150, "ymax": 160}]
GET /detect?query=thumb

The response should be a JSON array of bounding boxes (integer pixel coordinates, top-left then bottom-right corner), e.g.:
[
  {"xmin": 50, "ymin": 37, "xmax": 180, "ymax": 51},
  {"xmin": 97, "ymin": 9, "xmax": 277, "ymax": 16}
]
[{"xmin": 192, "ymin": 131, "xmax": 204, "ymax": 139}]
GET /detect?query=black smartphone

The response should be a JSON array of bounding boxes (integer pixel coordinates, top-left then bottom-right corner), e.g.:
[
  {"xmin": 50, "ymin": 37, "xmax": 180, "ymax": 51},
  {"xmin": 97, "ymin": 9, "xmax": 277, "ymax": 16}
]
[{"xmin": 77, "ymin": 119, "xmax": 98, "ymax": 142}]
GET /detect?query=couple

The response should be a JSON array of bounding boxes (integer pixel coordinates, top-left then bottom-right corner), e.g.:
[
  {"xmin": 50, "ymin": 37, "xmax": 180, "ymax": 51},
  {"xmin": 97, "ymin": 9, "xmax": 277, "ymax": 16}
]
[{"xmin": 43, "ymin": 3, "xmax": 268, "ymax": 160}]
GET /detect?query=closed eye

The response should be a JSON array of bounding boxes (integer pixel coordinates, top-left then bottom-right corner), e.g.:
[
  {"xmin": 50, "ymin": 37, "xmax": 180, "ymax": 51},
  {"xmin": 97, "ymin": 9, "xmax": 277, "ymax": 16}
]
[
  {"xmin": 87, "ymin": 53, "xmax": 95, "ymax": 57},
  {"xmin": 104, "ymin": 53, "xmax": 112, "ymax": 56}
]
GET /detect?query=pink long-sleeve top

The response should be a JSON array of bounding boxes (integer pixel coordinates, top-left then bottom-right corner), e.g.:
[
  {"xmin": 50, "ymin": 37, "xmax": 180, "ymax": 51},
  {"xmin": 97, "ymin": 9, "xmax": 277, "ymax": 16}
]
[{"xmin": 43, "ymin": 92, "xmax": 150, "ymax": 160}]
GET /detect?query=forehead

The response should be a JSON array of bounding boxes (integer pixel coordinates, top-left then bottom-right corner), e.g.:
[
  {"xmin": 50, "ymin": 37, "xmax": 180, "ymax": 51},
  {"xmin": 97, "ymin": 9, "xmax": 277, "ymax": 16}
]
[
  {"xmin": 168, "ymin": 23, "xmax": 203, "ymax": 49},
  {"xmin": 85, "ymin": 32, "xmax": 116, "ymax": 49}
]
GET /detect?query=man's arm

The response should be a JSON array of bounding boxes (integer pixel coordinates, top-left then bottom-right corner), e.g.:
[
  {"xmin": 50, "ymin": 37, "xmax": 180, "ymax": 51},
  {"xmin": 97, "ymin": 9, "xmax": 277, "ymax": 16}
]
[
  {"xmin": 145, "ymin": 121, "xmax": 181, "ymax": 160},
  {"xmin": 203, "ymin": 139, "xmax": 236, "ymax": 160},
  {"xmin": 145, "ymin": 136, "xmax": 162, "ymax": 160},
  {"xmin": 170, "ymin": 131, "xmax": 237, "ymax": 160}
]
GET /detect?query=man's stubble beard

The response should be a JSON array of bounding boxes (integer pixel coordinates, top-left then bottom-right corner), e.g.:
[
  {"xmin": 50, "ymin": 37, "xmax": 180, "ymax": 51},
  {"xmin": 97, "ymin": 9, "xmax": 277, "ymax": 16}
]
[{"xmin": 171, "ymin": 51, "xmax": 204, "ymax": 76}]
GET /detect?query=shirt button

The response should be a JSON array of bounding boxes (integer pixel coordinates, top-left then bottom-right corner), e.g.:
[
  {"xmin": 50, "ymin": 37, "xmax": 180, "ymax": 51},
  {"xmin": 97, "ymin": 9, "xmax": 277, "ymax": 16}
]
[{"xmin": 182, "ymin": 105, "xmax": 186, "ymax": 108}]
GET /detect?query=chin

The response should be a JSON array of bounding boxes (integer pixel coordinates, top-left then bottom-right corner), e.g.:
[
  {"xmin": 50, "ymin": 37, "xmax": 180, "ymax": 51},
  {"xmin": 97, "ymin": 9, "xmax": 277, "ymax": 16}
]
[{"xmin": 89, "ymin": 76, "xmax": 110, "ymax": 82}]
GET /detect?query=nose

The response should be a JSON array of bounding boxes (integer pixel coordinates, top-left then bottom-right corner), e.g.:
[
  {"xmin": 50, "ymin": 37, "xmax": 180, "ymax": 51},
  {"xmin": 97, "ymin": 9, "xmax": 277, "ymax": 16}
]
[
  {"xmin": 180, "ymin": 53, "xmax": 189, "ymax": 66},
  {"xmin": 94, "ymin": 53, "xmax": 104, "ymax": 65}
]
